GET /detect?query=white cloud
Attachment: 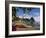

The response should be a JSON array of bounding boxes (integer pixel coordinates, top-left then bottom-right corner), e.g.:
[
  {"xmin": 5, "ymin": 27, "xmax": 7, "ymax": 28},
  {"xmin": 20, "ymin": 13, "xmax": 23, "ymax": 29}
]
[
  {"xmin": 18, "ymin": 14, "xmax": 32, "ymax": 19},
  {"xmin": 19, "ymin": 16, "xmax": 23, "ymax": 18},
  {"xmin": 34, "ymin": 16, "xmax": 40, "ymax": 22}
]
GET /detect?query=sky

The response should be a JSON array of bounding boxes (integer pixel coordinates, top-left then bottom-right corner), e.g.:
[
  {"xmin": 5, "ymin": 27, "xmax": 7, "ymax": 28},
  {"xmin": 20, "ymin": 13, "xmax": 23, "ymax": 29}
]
[
  {"xmin": 15, "ymin": 7, "xmax": 40, "ymax": 17},
  {"xmin": 14, "ymin": 7, "xmax": 40, "ymax": 22}
]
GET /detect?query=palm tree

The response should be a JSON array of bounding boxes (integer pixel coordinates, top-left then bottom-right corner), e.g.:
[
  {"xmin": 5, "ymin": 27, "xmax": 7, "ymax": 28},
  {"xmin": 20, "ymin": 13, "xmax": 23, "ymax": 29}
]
[
  {"xmin": 12, "ymin": 7, "xmax": 16, "ymax": 17},
  {"xmin": 12, "ymin": 7, "xmax": 16, "ymax": 21},
  {"xmin": 23, "ymin": 8, "xmax": 32, "ymax": 17}
]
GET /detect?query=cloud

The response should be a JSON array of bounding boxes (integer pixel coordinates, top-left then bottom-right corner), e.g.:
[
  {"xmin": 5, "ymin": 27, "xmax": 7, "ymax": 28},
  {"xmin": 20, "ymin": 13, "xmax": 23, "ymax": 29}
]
[
  {"xmin": 18, "ymin": 15, "xmax": 32, "ymax": 19},
  {"xmin": 34, "ymin": 16, "xmax": 40, "ymax": 22}
]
